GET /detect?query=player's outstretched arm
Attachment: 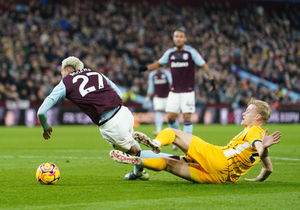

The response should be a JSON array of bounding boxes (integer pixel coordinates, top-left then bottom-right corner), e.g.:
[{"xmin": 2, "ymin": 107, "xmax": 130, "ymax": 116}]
[
  {"xmin": 201, "ymin": 64, "xmax": 215, "ymax": 91},
  {"xmin": 37, "ymin": 97, "xmax": 57, "ymax": 140},
  {"xmin": 245, "ymin": 129, "xmax": 281, "ymax": 182},
  {"xmin": 139, "ymin": 61, "xmax": 161, "ymax": 72},
  {"xmin": 37, "ymin": 81, "xmax": 66, "ymax": 140}
]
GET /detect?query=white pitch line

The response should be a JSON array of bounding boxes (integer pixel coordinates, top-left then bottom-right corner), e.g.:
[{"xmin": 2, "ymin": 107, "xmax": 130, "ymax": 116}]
[
  {"xmin": 271, "ymin": 156, "xmax": 300, "ymax": 161},
  {"xmin": 273, "ymin": 162, "xmax": 300, "ymax": 165},
  {"xmin": 0, "ymin": 155, "xmax": 103, "ymax": 160},
  {"xmin": 22, "ymin": 149, "xmax": 103, "ymax": 153},
  {"xmin": 0, "ymin": 155, "xmax": 298, "ymax": 161}
]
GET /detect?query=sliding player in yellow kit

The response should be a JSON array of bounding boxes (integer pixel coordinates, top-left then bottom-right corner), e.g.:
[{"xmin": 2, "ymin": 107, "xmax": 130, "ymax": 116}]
[{"xmin": 110, "ymin": 98, "xmax": 282, "ymax": 183}]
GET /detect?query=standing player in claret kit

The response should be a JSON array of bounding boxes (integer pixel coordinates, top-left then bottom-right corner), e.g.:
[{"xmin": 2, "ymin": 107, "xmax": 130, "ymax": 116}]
[
  {"xmin": 145, "ymin": 67, "xmax": 172, "ymax": 135},
  {"xmin": 37, "ymin": 56, "xmax": 170, "ymax": 181},
  {"xmin": 139, "ymin": 27, "xmax": 215, "ymax": 150}
]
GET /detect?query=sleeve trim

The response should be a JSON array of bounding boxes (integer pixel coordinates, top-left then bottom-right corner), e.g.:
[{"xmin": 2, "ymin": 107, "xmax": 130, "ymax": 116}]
[{"xmin": 252, "ymin": 140, "xmax": 262, "ymax": 148}]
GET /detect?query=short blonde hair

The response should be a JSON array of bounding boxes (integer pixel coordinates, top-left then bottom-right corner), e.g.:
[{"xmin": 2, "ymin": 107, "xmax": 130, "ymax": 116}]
[
  {"xmin": 248, "ymin": 98, "xmax": 271, "ymax": 123},
  {"xmin": 61, "ymin": 56, "xmax": 84, "ymax": 71}
]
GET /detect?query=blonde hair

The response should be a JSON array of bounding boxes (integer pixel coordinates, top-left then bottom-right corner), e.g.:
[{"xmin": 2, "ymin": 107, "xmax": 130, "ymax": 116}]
[
  {"xmin": 248, "ymin": 98, "xmax": 271, "ymax": 123},
  {"xmin": 61, "ymin": 56, "xmax": 84, "ymax": 71}
]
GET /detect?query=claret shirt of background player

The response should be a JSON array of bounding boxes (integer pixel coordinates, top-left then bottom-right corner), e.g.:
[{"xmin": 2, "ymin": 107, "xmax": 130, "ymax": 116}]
[
  {"xmin": 148, "ymin": 69, "xmax": 172, "ymax": 98},
  {"xmin": 62, "ymin": 68, "xmax": 122, "ymax": 125},
  {"xmin": 158, "ymin": 45, "xmax": 206, "ymax": 93}
]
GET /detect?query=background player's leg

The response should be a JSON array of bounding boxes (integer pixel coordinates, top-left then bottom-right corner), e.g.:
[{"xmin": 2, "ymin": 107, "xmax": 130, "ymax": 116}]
[
  {"xmin": 165, "ymin": 91, "xmax": 180, "ymax": 151},
  {"xmin": 155, "ymin": 111, "xmax": 163, "ymax": 135},
  {"xmin": 183, "ymin": 113, "xmax": 193, "ymax": 134},
  {"xmin": 181, "ymin": 91, "xmax": 195, "ymax": 137},
  {"xmin": 168, "ymin": 112, "xmax": 179, "ymax": 129},
  {"xmin": 168, "ymin": 112, "xmax": 180, "ymax": 150}
]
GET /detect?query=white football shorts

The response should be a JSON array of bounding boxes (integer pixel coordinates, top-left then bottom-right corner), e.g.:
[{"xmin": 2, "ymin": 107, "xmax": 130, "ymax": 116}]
[
  {"xmin": 153, "ymin": 96, "xmax": 168, "ymax": 111},
  {"xmin": 99, "ymin": 106, "xmax": 136, "ymax": 152},
  {"xmin": 166, "ymin": 91, "xmax": 195, "ymax": 114}
]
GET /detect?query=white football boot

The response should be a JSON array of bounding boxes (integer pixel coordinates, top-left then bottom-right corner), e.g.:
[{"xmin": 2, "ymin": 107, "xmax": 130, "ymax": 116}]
[
  {"xmin": 110, "ymin": 150, "xmax": 143, "ymax": 166},
  {"xmin": 132, "ymin": 131, "xmax": 161, "ymax": 153}
]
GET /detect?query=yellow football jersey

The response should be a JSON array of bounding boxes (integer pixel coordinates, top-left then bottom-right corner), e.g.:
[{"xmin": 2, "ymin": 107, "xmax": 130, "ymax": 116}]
[{"xmin": 221, "ymin": 126, "xmax": 265, "ymax": 183}]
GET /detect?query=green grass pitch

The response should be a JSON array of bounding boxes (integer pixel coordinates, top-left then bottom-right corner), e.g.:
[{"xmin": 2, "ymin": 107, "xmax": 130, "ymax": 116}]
[{"xmin": 0, "ymin": 124, "xmax": 299, "ymax": 209}]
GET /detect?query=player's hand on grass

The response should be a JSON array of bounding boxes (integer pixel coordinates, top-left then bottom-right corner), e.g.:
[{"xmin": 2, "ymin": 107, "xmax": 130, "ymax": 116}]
[
  {"xmin": 262, "ymin": 128, "xmax": 281, "ymax": 148},
  {"xmin": 43, "ymin": 127, "xmax": 53, "ymax": 140},
  {"xmin": 244, "ymin": 177, "xmax": 261, "ymax": 182},
  {"xmin": 244, "ymin": 167, "xmax": 272, "ymax": 182},
  {"xmin": 244, "ymin": 177, "xmax": 266, "ymax": 182}
]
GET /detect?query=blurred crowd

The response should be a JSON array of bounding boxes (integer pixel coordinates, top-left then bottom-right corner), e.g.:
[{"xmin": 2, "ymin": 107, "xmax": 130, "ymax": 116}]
[{"xmin": 0, "ymin": 0, "xmax": 299, "ymax": 107}]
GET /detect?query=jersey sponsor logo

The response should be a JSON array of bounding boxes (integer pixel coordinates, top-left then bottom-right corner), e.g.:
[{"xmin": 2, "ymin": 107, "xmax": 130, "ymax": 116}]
[
  {"xmin": 183, "ymin": 53, "xmax": 189, "ymax": 60},
  {"xmin": 154, "ymin": 74, "xmax": 168, "ymax": 84},
  {"xmin": 154, "ymin": 78, "xmax": 168, "ymax": 85},
  {"xmin": 171, "ymin": 62, "xmax": 189, "ymax": 68}
]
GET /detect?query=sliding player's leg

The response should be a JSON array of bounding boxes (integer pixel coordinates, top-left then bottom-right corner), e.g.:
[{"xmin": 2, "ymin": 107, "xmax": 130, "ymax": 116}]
[
  {"xmin": 155, "ymin": 128, "xmax": 193, "ymax": 153},
  {"xmin": 110, "ymin": 151, "xmax": 194, "ymax": 182},
  {"xmin": 110, "ymin": 150, "xmax": 227, "ymax": 184},
  {"xmin": 133, "ymin": 128, "xmax": 193, "ymax": 153},
  {"xmin": 125, "ymin": 143, "xmax": 172, "ymax": 180}
]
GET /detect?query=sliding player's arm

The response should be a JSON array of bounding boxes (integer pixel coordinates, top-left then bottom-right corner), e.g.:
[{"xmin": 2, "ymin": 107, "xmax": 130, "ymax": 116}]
[
  {"xmin": 37, "ymin": 81, "xmax": 66, "ymax": 140},
  {"xmin": 245, "ymin": 129, "xmax": 281, "ymax": 182}
]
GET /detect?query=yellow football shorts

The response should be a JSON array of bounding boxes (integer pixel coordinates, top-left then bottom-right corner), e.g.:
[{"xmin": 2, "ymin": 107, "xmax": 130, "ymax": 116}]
[{"xmin": 186, "ymin": 136, "xmax": 229, "ymax": 184}]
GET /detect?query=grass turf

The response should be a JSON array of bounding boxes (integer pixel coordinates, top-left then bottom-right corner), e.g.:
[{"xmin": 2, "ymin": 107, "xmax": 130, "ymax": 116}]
[{"xmin": 0, "ymin": 124, "xmax": 299, "ymax": 209}]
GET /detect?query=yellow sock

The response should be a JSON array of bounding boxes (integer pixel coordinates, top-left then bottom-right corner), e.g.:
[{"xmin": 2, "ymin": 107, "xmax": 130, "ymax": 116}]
[
  {"xmin": 155, "ymin": 128, "xmax": 175, "ymax": 146},
  {"xmin": 142, "ymin": 158, "xmax": 167, "ymax": 171}
]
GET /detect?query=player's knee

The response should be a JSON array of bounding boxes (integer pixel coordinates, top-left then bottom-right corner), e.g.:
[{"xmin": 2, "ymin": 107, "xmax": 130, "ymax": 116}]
[
  {"xmin": 167, "ymin": 113, "xmax": 177, "ymax": 122},
  {"xmin": 183, "ymin": 115, "xmax": 192, "ymax": 122},
  {"xmin": 164, "ymin": 158, "xmax": 178, "ymax": 172},
  {"xmin": 168, "ymin": 117, "xmax": 177, "ymax": 123}
]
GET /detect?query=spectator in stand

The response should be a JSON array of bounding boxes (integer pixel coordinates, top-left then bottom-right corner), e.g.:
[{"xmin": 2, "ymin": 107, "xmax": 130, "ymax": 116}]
[{"xmin": 0, "ymin": 0, "xmax": 298, "ymax": 106}]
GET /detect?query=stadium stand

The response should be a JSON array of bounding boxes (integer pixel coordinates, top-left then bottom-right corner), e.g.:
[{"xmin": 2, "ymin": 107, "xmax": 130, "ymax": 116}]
[{"xmin": 0, "ymin": 0, "xmax": 299, "ymax": 109}]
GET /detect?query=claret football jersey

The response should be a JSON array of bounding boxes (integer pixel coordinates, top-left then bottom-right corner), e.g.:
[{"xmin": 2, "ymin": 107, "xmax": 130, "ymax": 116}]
[{"xmin": 158, "ymin": 45, "xmax": 205, "ymax": 93}]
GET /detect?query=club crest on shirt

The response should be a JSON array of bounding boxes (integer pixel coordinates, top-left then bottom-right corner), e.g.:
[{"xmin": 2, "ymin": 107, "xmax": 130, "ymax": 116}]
[{"xmin": 183, "ymin": 53, "xmax": 189, "ymax": 60}]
